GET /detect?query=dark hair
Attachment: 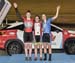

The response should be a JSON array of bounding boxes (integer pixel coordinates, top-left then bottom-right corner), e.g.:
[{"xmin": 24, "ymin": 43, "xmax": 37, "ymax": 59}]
[
  {"xmin": 35, "ymin": 15, "xmax": 40, "ymax": 19},
  {"xmin": 26, "ymin": 10, "xmax": 31, "ymax": 13}
]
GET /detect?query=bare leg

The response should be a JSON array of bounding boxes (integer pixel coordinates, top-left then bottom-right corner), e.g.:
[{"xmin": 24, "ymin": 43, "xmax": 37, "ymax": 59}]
[
  {"xmin": 29, "ymin": 43, "xmax": 32, "ymax": 60},
  {"xmin": 48, "ymin": 43, "xmax": 51, "ymax": 54},
  {"xmin": 44, "ymin": 43, "xmax": 47, "ymax": 53},
  {"xmin": 40, "ymin": 44, "xmax": 42, "ymax": 60},
  {"xmin": 24, "ymin": 43, "xmax": 29, "ymax": 60},
  {"xmin": 34, "ymin": 45, "xmax": 38, "ymax": 60},
  {"xmin": 48, "ymin": 43, "xmax": 52, "ymax": 61},
  {"xmin": 43, "ymin": 43, "xmax": 47, "ymax": 60}
]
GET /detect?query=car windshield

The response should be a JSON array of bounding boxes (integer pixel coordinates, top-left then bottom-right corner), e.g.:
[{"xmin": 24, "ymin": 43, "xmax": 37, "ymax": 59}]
[{"xmin": 51, "ymin": 24, "xmax": 63, "ymax": 31}]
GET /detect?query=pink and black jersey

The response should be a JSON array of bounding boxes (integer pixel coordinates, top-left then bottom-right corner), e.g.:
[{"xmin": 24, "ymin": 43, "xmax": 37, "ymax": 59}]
[{"xmin": 22, "ymin": 17, "xmax": 34, "ymax": 33}]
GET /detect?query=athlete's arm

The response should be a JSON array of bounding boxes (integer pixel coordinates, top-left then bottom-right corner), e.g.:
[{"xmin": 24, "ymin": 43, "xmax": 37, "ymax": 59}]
[
  {"xmin": 51, "ymin": 5, "xmax": 60, "ymax": 20},
  {"xmin": 13, "ymin": 3, "xmax": 23, "ymax": 21}
]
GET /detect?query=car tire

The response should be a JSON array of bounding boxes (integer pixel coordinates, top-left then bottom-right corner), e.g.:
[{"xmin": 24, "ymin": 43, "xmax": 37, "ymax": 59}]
[
  {"xmin": 64, "ymin": 38, "xmax": 75, "ymax": 54},
  {"xmin": 6, "ymin": 39, "xmax": 23, "ymax": 56}
]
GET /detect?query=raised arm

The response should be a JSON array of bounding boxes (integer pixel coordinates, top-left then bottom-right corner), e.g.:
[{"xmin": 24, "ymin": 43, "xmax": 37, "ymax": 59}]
[
  {"xmin": 13, "ymin": 3, "xmax": 23, "ymax": 21},
  {"xmin": 51, "ymin": 5, "xmax": 60, "ymax": 20}
]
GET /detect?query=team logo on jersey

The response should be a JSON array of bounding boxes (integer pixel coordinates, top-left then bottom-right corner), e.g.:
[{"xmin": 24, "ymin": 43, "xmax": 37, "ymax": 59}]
[
  {"xmin": 24, "ymin": 21, "xmax": 33, "ymax": 28},
  {"xmin": 34, "ymin": 23, "xmax": 41, "ymax": 35}
]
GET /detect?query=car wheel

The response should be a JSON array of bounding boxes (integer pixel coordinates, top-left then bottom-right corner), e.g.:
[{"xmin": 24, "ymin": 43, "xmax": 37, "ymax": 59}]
[
  {"xmin": 6, "ymin": 40, "xmax": 23, "ymax": 56},
  {"xmin": 64, "ymin": 38, "xmax": 75, "ymax": 54}
]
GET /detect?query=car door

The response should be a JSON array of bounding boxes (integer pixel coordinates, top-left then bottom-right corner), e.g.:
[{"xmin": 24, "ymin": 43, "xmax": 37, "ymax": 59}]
[
  {"xmin": 0, "ymin": 30, "xmax": 6, "ymax": 48},
  {"xmin": 51, "ymin": 25, "xmax": 63, "ymax": 49},
  {"xmin": 0, "ymin": 31, "xmax": 2, "ymax": 46}
]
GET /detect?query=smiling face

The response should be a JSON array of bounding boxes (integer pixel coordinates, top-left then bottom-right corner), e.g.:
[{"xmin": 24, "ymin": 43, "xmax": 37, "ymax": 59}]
[
  {"xmin": 35, "ymin": 16, "xmax": 40, "ymax": 22},
  {"xmin": 42, "ymin": 14, "xmax": 46, "ymax": 21},
  {"xmin": 26, "ymin": 11, "xmax": 31, "ymax": 18}
]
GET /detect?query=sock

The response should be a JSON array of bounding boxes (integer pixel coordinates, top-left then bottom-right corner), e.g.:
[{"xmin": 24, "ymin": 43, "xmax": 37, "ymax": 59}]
[
  {"xmin": 44, "ymin": 53, "xmax": 47, "ymax": 60},
  {"xmin": 49, "ymin": 54, "xmax": 51, "ymax": 61}
]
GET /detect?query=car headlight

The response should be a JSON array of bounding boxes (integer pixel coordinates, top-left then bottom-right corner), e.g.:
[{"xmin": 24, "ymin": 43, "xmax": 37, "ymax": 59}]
[{"xmin": 9, "ymin": 32, "xmax": 15, "ymax": 35}]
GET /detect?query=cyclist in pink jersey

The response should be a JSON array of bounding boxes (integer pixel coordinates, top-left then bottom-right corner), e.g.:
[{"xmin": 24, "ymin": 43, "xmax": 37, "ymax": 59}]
[{"xmin": 13, "ymin": 3, "xmax": 34, "ymax": 60}]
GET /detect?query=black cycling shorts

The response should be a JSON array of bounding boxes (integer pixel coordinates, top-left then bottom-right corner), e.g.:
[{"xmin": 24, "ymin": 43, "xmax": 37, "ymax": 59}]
[
  {"xmin": 24, "ymin": 32, "xmax": 33, "ymax": 42},
  {"xmin": 42, "ymin": 33, "xmax": 50, "ymax": 43},
  {"xmin": 35, "ymin": 35, "xmax": 40, "ymax": 42}
]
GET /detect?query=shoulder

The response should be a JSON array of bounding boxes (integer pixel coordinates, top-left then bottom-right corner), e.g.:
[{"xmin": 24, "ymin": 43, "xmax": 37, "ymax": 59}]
[
  {"xmin": 40, "ymin": 21, "xmax": 42, "ymax": 24},
  {"xmin": 22, "ymin": 16, "xmax": 26, "ymax": 20},
  {"xmin": 47, "ymin": 18, "xmax": 53, "ymax": 21},
  {"xmin": 47, "ymin": 18, "xmax": 53, "ymax": 23},
  {"xmin": 30, "ymin": 18, "xmax": 34, "ymax": 20},
  {"xmin": 31, "ymin": 18, "xmax": 34, "ymax": 23}
]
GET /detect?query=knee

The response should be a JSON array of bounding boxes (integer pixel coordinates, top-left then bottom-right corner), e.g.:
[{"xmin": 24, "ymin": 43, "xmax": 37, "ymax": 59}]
[
  {"xmin": 43, "ymin": 44, "xmax": 47, "ymax": 48},
  {"xmin": 48, "ymin": 44, "xmax": 51, "ymax": 49},
  {"xmin": 34, "ymin": 45, "xmax": 38, "ymax": 49},
  {"xmin": 39, "ymin": 44, "xmax": 42, "ymax": 48}
]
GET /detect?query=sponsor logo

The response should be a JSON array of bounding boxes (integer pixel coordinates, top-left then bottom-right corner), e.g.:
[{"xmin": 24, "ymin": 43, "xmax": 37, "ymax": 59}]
[{"xmin": 24, "ymin": 21, "xmax": 33, "ymax": 28}]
